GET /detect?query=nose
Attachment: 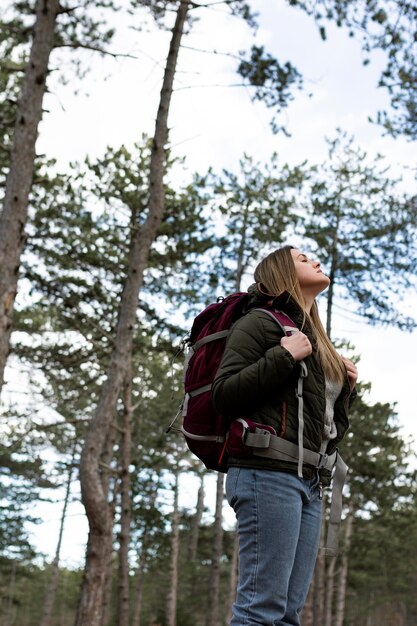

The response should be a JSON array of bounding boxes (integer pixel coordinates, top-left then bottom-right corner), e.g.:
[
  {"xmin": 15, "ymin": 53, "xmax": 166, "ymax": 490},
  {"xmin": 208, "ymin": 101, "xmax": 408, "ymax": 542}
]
[{"xmin": 313, "ymin": 260, "xmax": 320, "ymax": 268}]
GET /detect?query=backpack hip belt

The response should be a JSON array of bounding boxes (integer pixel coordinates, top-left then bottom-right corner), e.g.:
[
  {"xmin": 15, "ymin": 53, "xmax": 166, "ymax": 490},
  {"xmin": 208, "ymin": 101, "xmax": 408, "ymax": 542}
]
[{"xmin": 243, "ymin": 424, "xmax": 347, "ymax": 557}]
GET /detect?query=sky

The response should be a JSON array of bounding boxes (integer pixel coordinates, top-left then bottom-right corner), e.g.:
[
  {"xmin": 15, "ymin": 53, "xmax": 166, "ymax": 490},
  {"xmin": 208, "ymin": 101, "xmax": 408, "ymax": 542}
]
[{"xmin": 10, "ymin": 0, "xmax": 417, "ymax": 566}]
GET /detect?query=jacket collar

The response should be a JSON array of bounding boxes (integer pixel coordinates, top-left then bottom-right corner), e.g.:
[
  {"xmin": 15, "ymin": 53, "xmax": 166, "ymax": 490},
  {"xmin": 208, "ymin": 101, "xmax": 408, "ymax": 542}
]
[{"xmin": 246, "ymin": 284, "xmax": 317, "ymax": 346}]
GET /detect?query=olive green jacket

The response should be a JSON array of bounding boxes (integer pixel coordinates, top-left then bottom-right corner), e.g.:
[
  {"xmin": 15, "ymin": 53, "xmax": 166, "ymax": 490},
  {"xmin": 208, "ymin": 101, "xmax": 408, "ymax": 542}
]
[{"xmin": 212, "ymin": 286, "xmax": 353, "ymax": 480}]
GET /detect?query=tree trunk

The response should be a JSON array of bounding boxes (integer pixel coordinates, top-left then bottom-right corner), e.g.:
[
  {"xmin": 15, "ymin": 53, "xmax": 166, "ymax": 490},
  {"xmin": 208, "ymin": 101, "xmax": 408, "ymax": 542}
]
[
  {"xmin": 323, "ymin": 555, "xmax": 337, "ymax": 626},
  {"xmin": 334, "ymin": 507, "xmax": 354, "ymax": 626},
  {"xmin": 0, "ymin": 0, "xmax": 59, "ymax": 393},
  {"xmin": 301, "ymin": 509, "xmax": 326, "ymax": 626},
  {"xmin": 166, "ymin": 472, "xmax": 180, "ymax": 626},
  {"xmin": 39, "ymin": 447, "xmax": 76, "ymax": 626},
  {"xmin": 205, "ymin": 472, "xmax": 224, "ymax": 626},
  {"xmin": 5, "ymin": 559, "xmax": 17, "ymax": 626},
  {"xmin": 131, "ymin": 544, "xmax": 147, "ymax": 626},
  {"xmin": 226, "ymin": 528, "xmax": 239, "ymax": 626},
  {"xmin": 99, "ymin": 423, "xmax": 120, "ymax": 626},
  {"xmin": 132, "ymin": 505, "xmax": 154, "ymax": 626},
  {"xmin": 116, "ymin": 363, "xmax": 133, "ymax": 626},
  {"xmin": 76, "ymin": 3, "xmax": 190, "ymax": 624},
  {"xmin": 235, "ymin": 204, "xmax": 250, "ymax": 291},
  {"xmin": 100, "ymin": 533, "xmax": 116, "ymax": 626},
  {"xmin": 301, "ymin": 583, "xmax": 314, "ymax": 626},
  {"xmin": 325, "ymin": 212, "xmax": 340, "ymax": 338},
  {"xmin": 188, "ymin": 475, "xmax": 205, "ymax": 561},
  {"xmin": 313, "ymin": 511, "xmax": 326, "ymax": 626}
]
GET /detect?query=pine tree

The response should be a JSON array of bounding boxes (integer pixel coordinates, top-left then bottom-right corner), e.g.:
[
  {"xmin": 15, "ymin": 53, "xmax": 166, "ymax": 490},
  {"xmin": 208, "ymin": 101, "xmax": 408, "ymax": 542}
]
[{"xmin": 302, "ymin": 130, "xmax": 416, "ymax": 334}]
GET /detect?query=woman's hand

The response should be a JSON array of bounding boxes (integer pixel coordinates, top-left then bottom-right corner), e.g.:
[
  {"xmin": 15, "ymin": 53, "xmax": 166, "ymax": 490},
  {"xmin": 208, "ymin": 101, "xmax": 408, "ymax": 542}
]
[
  {"xmin": 280, "ymin": 332, "xmax": 312, "ymax": 361},
  {"xmin": 342, "ymin": 357, "xmax": 358, "ymax": 391}
]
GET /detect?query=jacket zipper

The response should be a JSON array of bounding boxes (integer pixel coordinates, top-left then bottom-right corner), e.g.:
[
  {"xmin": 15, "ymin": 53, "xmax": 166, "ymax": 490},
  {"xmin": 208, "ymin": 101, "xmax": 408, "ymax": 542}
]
[{"xmin": 279, "ymin": 400, "xmax": 287, "ymax": 437}]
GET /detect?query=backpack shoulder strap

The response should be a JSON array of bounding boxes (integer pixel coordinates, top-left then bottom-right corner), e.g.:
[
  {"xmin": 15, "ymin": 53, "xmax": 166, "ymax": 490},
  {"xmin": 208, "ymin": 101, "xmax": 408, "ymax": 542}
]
[
  {"xmin": 251, "ymin": 306, "xmax": 306, "ymax": 478},
  {"xmin": 251, "ymin": 307, "xmax": 298, "ymax": 336}
]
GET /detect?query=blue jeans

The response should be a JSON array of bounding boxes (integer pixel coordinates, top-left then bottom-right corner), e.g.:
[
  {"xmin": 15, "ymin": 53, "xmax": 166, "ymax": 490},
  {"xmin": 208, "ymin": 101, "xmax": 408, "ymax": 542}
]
[{"xmin": 226, "ymin": 467, "xmax": 322, "ymax": 626}]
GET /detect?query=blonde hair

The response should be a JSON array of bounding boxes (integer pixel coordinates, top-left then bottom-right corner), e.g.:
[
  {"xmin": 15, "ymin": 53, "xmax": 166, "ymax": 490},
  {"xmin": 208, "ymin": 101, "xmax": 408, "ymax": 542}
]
[{"xmin": 254, "ymin": 246, "xmax": 345, "ymax": 384}]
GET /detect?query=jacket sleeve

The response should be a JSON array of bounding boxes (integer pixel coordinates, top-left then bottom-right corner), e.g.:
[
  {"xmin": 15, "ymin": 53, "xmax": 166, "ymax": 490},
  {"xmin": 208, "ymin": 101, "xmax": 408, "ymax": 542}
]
[{"xmin": 212, "ymin": 311, "xmax": 297, "ymax": 418}]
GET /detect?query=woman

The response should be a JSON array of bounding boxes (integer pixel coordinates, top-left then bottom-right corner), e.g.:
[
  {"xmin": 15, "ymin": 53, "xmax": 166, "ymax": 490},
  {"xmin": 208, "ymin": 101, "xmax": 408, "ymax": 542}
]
[{"xmin": 212, "ymin": 246, "xmax": 357, "ymax": 626}]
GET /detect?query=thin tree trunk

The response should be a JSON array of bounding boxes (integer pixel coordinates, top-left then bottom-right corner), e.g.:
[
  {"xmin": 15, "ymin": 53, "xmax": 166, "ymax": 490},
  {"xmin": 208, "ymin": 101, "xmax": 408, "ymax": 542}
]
[
  {"xmin": 313, "ymin": 510, "xmax": 326, "ymax": 626},
  {"xmin": 131, "ymin": 543, "xmax": 147, "ymax": 626},
  {"xmin": 188, "ymin": 475, "xmax": 205, "ymax": 561},
  {"xmin": 100, "ymin": 421, "xmax": 121, "ymax": 626},
  {"xmin": 39, "ymin": 446, "xmax": 76, "ymax": 626},
  {"xmin": 100, "ymin": 414, "xmax": 119, "ymax": 626},
  {"xmin": 323, "ymin": 555, "xmax": 337, "ymax": 626},
  {"xmin": 226, "ymin": 528, "xmax": 239, "ymax": 625},
  {"xmin": 76, "ymin": 3, "xmax": 190, "ymax": 624},
  {"xmin": 116, "ymin": 362, "xmax": 133, "ymax": 626},
  {"xmin": 301, "ymin": 583, "xmax": 314, "ymax": 626},
  {"xmin": 100, "ymin": 532, "xmax": 116, "ymax": 626},
  {"xmin": 0, "ymin": 0, "xmax": 59, "ymax": 392},
  {"xmin": 365, "ymin": 591, "xmax": 374, "ymax": 626},
  {"xmin": 325, "ymin": 213, "xmax": 340, "ymax": 338},
  {"xmin": 131, "ymin": 500, "xmax": 154, "ymax": 626},
  {"xmin": 205, "ymin": 472, "xmax": 224, "ymax": 626},
  {"xmin": 5, "ymin": 560, "xmax": 17, "ymax": 626},
  {"xmin": 166, "ymin": 472, "xmax": 180, "ymax": 626},
  {"xmin": 334, "ymin": 507, "xmax": 354, "ymax": 626},
  {"xmin": 235, "ymin": 204, "xmax": 250, "ymax": 291}
]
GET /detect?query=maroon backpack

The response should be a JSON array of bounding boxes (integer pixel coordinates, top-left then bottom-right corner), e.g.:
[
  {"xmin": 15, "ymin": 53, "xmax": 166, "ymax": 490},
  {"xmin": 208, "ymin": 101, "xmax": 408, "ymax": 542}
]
[{"xmin": 179, "ymin": 293, "xmax": 298, "ymax": 472}]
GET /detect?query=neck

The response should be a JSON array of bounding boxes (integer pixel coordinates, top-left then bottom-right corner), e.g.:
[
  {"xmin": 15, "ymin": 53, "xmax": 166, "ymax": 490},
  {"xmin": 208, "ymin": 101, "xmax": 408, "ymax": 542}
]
[{"xmin": 302, "ymin": 294, "xmax": 315, "ymax": 313}]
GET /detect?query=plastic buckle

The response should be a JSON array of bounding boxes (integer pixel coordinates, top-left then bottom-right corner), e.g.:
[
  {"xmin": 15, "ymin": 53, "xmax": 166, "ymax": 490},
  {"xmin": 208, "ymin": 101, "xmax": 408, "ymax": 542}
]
[
  {"xmin": 318, "ymin": 453, "xmax": 328, "ymax": 470},
  {"xmin": 258, "ymin": 430, "xmax": 272, "ymax": 448},
  {"xmin": 242, "ymin": 426, "xmax": 250, "ymax": 444}
]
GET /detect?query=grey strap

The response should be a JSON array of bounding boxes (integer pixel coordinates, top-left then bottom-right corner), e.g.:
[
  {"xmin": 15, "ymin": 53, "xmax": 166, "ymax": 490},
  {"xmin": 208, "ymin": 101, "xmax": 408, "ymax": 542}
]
[
  {"xmin": 323, "ymin": 453, "xmax": 348, "ymax": 557},
  {"xmin": 249, "ymin": 431, "xmax": 337, "ymax": 471},
  {"xmin": 296, "ymin": 361, "xmax": 308, "ymax": 478},
  {"xmin": 181, "ymin": 426, "xmax": 225, "ymax": 443},
  {"xmin": 192, "ymin": 330, "xmax": 229, "ymax": 352},
  {"xmin": 251, "ymin": 308, "xmax": 298, "ymax": 336},
  {"xmin": 188, "ymin": 384, "xmax": 211, "ymax": 398}
]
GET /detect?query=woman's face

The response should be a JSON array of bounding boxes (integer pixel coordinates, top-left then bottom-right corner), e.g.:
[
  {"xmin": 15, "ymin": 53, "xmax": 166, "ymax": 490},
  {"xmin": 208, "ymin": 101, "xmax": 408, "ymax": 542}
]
[{"xmin": 290, "ymin": 248, "xmax": 330, "ymax": 295}]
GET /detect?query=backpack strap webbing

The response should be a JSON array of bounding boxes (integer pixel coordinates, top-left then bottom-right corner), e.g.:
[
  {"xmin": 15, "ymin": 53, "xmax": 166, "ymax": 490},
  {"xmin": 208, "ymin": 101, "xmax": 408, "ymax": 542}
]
[
  {"xmin": 245, "ymin": 429, "xmax": 347, "ymax": 556},
  {"xmin": 192, "ymin": 330, "xmax": 229, "ymax": 352}
]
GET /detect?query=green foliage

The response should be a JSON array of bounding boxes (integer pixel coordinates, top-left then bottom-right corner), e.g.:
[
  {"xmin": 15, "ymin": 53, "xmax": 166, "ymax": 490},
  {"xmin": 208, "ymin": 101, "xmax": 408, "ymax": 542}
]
[
  {"xmin": 290, "ymin": 0, "xmax": 417, "ymax": 138},
  {"xmin": 237, "ymin": 45, "xmax": 303, "ymax": 134},
  {"xmin": 202, "ymin": 153, "xmax": 307, "ymax": 292},
  {"xmin": 1, "ymin": 4, "xmax": 416, "ymax": 622},
  {"xmin": 0, "ymin": 558, "xmax": 83, "ymax": 626},
  {"xmin": 0, "ymin": 15, "xmax": 27, "ymax": 185},
  {"xmin": 347, "ymin": 501, "xmax": 417, "ymax": 623},
  {"xmin": 0, "ymin": 419, "xmax": 57, "ymax": 560},
  {"xmin": 340, "ymin": 387, "xmax": 415, "ymax": 513},
  {"xmin": 301, "ymin": 130, "xmax": 417, "ymax": 331},
  {"xmin": 14, "ymin": 139, "xmax": 213, "ymax": 424},
  {"xmin": 135, "ymin": 519, "xmax": 236, "ymax": 626},
  {"xmin": 319, "ymin": 383, "xmax": 417, "ymax": 624}
]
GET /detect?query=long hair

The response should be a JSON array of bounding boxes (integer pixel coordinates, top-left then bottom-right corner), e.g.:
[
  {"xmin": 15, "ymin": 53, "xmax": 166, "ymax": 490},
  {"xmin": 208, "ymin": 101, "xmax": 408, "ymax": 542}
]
[{"xmin": 254, "ymin": 246, "xmax": 346, "ymax": 384}]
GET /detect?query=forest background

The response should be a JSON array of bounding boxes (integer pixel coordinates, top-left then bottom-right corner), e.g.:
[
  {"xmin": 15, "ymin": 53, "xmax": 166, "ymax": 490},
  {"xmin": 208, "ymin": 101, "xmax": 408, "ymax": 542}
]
[{"xmin": 1, "ymin": 1, "xmax": 417, "ymax": 626}]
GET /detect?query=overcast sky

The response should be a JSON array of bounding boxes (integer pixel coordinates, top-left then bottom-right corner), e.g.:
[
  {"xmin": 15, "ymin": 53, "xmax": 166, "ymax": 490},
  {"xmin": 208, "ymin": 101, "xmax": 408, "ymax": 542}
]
[{"xmin": 21, "ymin": 0, "xmax": 417, "ymax": 565}]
